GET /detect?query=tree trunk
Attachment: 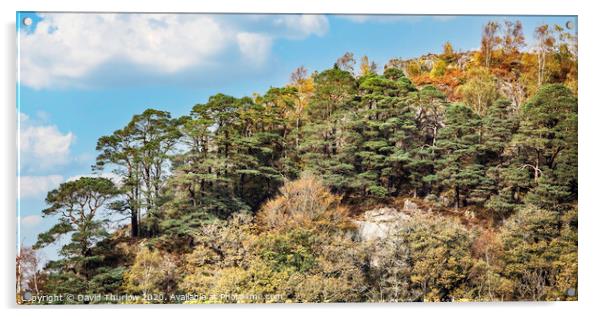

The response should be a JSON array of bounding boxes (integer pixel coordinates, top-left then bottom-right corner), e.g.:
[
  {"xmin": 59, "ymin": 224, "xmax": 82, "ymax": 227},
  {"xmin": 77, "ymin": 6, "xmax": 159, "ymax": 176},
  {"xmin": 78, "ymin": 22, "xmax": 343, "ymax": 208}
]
[
  {"xmin": 455, "ymin": 186, "xmax": 461, "ymax": 209},
  {"xmin": 131, "ymin": 209, "xmax": 139, "ymax": 238}
]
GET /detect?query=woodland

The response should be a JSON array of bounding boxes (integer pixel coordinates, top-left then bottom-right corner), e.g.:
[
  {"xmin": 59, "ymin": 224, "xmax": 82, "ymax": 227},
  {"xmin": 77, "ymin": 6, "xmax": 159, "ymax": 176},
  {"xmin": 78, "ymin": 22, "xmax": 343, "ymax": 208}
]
[{"xmin": 17, "ymin": 20, "xmax": 578, "ymax": 303}]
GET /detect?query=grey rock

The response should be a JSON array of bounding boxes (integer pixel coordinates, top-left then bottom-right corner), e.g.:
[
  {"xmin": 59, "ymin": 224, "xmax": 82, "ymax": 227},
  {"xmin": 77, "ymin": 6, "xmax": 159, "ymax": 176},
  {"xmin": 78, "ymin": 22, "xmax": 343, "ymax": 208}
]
[
  {"xmin": 402, "ymin": 199, "xmax": 420, "ymax": 212},
  {"xmin": 355, "ymin": 207, "xmax": 410, "ymax": 242}
]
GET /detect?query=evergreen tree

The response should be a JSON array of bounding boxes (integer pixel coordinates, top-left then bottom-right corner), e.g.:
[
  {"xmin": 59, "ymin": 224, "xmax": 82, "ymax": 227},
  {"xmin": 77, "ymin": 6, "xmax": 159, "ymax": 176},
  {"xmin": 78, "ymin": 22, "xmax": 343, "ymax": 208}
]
[
  {"xmin": 480, "ymin": 99, "xmax": 522, "ymax": 216},
  {"xmin": 500, "ymin": 205, "xmax": 577, "ymax": 300},
  {"xmin": 96, "ymin": 126, "xmax": 143, "ymax": 238},
  {"xmin": 300, "ymin": 67, "xmax": 358, "ymax": 194},
  {"xmin": 512, "ymin": 84, "xmax": 577, "ymax": 212},
  {"xmin": 432, "ymin": 104, "xmax": 490, "ymax": 208},
  {"xmin": 34, "ymin": 177, "xmax": 119, "ymax": 297}
]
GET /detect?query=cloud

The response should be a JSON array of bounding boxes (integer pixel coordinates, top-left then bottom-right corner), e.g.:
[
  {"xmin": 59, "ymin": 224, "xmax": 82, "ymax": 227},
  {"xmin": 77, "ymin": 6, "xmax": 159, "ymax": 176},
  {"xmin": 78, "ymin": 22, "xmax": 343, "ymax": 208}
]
[
  {"xmin": 338, "ymin": 15, "xmax": 457, "ymax": 24},
  {"xmin": 20, "ymin": 215, "xmax": 42, "ymax": 227},
  {"xmin": 19, "ymin": 13, "xmax": 329, "ymax": 89},
  {"xmin": 18, "ymin": 172, "xmax": 121, "ymax": 201},
  {"xmin": 19, "ymin": 175, "xmax": 63, "ymax": 199},
  {"xmin": 19, "ymin": 112, "xmax": 74, "ymax": 172},
  {"xmin": 67, "ymin": 172, "xmax": 122, "ymax": 185},
  {"xmin": 274, "ymin": 15, "xmax": 329, "ymax": 38},
  {"xmin": 236, "ymin": 32, "xmax": 272, "ymax": 65}
]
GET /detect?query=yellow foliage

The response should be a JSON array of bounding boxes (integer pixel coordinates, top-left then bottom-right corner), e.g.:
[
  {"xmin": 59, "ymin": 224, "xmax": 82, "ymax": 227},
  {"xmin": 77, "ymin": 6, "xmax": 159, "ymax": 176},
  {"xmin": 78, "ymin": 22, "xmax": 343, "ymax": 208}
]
[
  {"xmin": 405, "ymin": 60, "xmax": 423, "ymax": 77},
  {"xmin": 124, "ymin": 245, "xmax": 178, "ymax": 298},
  {"xmin": 256, "ymin": 174, "xmax": 353, "ymax": 232},
  {"xmin": 430, "ymin": 59, "xmax": 447, "ymax": 78},
  {"xmin": 457, "ymin": 67, "xmax": 499, "ymax": 115}
]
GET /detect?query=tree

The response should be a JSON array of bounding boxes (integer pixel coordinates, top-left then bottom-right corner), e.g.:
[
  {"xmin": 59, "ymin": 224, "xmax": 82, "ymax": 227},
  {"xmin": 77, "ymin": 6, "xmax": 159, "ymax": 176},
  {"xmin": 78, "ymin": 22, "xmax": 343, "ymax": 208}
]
[
  {"xmin": 400, "ymin": 214, "xmax": 474, "ymax": 301},
  {"xmin": 500, "ymin": 205, "xmax": 576, "ymax": 300},
  {"xmin": 466, "ymin": 229, "xmax": 511, "ymax": 301},
  {"xmin": 165, "ymin": 95, "xmax": 251, "ymax": 224},
  {"xmin": 290, "ymin": 66, "xmax": 308, "ymax": 85},
  {"xmin": 430, "ymin": 59, "xmax": 447, "ymax": 78},
  {"xmin": 502, "ymin": 20, "xmax": 526, "ymax": 55},
  {"xmin": 124, "ymin": 246, "xmax": 178, "ymax": 300},
  {"xmin": 479, "ymin": 99, "xmax": 523, "ymax": 216},
  {"xmin": 459, "ymin": 67, "xmax": 499, "ymax": 116},
  {"xmin": 256, "ymin": 174, "xmax": 351, "ymax": 233},
  {"xmin": 96, "ymin": 127, "xmax": 142, "ymax": 238},
  {"xmin": 300, "ymin": 67, "xmax": 357, "ymax": 192},
  {"xmin": 96, "ymin": 109, "xmax": 180, "ymax": 237},
  {"xmin": 441, "ymin": 41, "xmax": 456, "ymax": 64},
  {"xmin": 359, "ymin": 55, "xmax": 378, "ymax": 77},
  {"xmin": 16, "ymin": 246, "xmax": 42, "ymax": 302},
  {"xmin": 34, "ymin": 177, "xmax": 118, "ymax": 291},
  {"xmin": 307, "ymin": 66, "xmax": 357, "ymax": 121},
  {"xmin": 481, "ymin": 21, "xmax": 501, "ymax": 68},
  {"xmin": 410, "ymin": 85, "xmax": 447, "ymax": 147},
  {"xmin": 534, "ymin": 24, "xmax": 555, "ymax": 87},
  {"xmin": 432, "ymin": 104, "xmax": 489, "ymax": 208},
  {"xmin": 336, "ymin": 52, "xmax": 356, "ymax": 73},
  {"xmin": 481, "ymin": 99, "xmax": 517, "ymax": 158},
  {"xmin": 288, "ymin": 66, "xmax": 314, "ymax": 149},
  {"xmin": 346, "ymin": 73, "xmax": 418, "ymax": 197},
  {"xmin": 130, "ymin": 109, "xmax": 181, "ymax": 235},
  {"xmin": 511, "ymin": 84, "xmax": 577, "ymax": 212}
]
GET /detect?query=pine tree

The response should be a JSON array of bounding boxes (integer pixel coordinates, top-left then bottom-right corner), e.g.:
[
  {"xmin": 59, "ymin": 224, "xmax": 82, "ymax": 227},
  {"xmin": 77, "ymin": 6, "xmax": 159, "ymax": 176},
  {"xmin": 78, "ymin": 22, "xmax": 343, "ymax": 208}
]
[
  {"xmin": 34, "ymin": 177, "xmax": 119, "ymax": 297},
  {"xmin": 512, "ymin": 84, "xmax": 577, "ymax": 212},
  {"xmin": 300, "ymin": 66, "xmax": 358, "ymax": 195},
  {"xmin": 433, "ymin": 104, "xmax": 489, "ymax": 208}
]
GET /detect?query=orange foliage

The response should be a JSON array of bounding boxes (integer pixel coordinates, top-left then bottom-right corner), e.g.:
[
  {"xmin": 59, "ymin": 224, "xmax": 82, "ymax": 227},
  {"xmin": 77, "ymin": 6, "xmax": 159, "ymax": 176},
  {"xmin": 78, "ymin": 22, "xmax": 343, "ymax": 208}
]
[
  {"xmin": 411, "ymin": 68, "xmax": 466, "ymax": 101},
  {"xmin": 256, "ymin": 174, "xmax": 353, "ymax": 232}
]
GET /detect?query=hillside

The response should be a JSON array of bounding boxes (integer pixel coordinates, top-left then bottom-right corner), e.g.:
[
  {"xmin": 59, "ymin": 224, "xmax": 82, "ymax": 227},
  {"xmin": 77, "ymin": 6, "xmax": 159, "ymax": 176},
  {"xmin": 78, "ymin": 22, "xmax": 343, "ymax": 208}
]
[{"xmin": 17, "ymin": 19, "xmax": 578, "ymax": 303}]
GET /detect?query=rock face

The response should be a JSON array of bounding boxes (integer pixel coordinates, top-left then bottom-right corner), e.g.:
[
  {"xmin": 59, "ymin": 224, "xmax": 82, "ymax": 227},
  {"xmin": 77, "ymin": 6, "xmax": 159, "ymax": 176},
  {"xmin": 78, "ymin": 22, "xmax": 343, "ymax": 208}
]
[
  {"xmin": 355, "ymin": 207, "xmax": 410, "ymax": 242},
  {"xmin": 402, "ymin": 199, "xmax": 419, "ymax": 212}
]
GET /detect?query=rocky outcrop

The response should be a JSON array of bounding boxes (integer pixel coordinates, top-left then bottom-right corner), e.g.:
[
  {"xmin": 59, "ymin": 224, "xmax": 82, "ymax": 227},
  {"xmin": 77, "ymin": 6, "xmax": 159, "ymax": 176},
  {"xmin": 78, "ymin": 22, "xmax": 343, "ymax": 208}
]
[
  {"xmin": 402, "ymin": 199, "xmax": 420, "ymax": 212},
  {"xmin": 355, "ymin": 207, "xmax": 410, "ymax": 242}
]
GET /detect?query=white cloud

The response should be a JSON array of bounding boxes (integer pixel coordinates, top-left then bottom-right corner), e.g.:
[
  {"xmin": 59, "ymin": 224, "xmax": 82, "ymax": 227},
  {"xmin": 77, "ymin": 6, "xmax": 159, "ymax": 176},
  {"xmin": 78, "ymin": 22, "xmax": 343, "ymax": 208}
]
[
  {"xmin": 19, "ymin": 13, "xmax": 330, "ymax": 89},
  {"xmin": 236, "ymin": 32, "xmax": 272, "ymax": 65},
  {"xmin": 274, "ymin": 15, "xmax": 329, "ymax": 38},
  {"xmin": 19, "ymin": 175, "xmax": 63, "ymax": 199},
  {"xmin": 20, "ymin": 215, "xmax": 42, "ymax": 227},
  {"xmin": 20, "ymin": 14, "xmax": 228, "ymax": 89},
  {"xmin": 19, "ymin": 112, "xmax": 74, "ymax": 171},
  {"xmin": 338, "ymin": 15, "xmax": 456, "ymax": 24}
]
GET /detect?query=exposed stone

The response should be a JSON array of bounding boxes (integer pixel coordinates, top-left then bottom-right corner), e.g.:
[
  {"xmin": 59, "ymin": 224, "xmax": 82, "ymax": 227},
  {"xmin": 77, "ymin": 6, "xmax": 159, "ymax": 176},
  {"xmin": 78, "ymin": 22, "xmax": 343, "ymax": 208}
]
[
  {"xmin": 402, "ymin": 199, "xmax": 420, "ymax": 212},
  {"xmin": 354, "ymin": 207, "xmax": 410, "ymax": 242},
  {"xmin": 456, "ymin": 53, "xmax": 472, "ymax": 70}
]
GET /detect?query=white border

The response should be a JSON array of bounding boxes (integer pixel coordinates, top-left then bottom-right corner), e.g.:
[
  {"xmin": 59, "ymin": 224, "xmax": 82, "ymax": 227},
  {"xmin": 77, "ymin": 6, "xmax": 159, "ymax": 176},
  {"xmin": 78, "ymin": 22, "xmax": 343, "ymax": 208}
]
[{"xmin": 2, "ymin": 1, "xmax": 600, "ymax": 317}]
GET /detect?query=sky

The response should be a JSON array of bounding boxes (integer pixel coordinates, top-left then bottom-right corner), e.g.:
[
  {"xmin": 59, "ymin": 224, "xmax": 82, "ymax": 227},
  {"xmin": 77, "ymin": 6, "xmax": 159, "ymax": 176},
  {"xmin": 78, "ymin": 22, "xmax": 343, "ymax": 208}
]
[{"xmin": 16, "ymin": 13, "xmax": 577, "ymax": 260}]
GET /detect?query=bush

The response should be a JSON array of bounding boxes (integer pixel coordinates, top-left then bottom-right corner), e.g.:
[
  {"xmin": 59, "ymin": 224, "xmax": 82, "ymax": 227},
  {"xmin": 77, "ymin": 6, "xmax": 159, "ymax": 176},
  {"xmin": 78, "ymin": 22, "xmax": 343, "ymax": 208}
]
[{"xmin": 256, "ymin": 174, "xmax": 353, "ymax": 232}]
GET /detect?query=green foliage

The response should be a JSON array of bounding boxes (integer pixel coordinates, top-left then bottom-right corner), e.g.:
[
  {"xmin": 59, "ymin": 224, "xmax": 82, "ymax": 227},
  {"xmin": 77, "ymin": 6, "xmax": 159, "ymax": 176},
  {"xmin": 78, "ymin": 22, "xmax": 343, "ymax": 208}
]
[
  {"xmin": 400, "ymin": 215, "xmax": 474, "ymax": 301},
  {"xmin": 512, "ymin": 84, "xmax": 578, "ymax": 212},
  {"xmin": 432, "ymin": 104, "xmax": 491, "ymax": 208},
  {"xmin": 500, "ymin": 205, "xmax": 577, "ymax": 300},
  {"xmin": 430, "ymin": 59, "xmax": 447, "ymax": 78},
  {"xmin": 29, "ymin": 28, "xmax": 578, "ymax": 302},
  {"xmin": 34, "ymin": 177, "xmax": 119, "ymax": 297}
]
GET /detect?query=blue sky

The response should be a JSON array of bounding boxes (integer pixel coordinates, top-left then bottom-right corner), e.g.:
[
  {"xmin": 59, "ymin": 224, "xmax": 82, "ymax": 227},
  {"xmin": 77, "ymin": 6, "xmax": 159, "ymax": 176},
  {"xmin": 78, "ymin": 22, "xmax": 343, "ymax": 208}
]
[{"xmin": 16, "ymin": 13, "xmax": 576, "ymax": 259}]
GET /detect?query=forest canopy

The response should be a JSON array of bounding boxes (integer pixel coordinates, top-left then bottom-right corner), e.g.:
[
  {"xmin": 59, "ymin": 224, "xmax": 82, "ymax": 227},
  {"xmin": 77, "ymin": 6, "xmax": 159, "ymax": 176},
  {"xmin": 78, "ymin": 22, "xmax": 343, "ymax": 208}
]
[{"xmin": 17, "ymin": 19, "xmax": 577, "ymax": 304}]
